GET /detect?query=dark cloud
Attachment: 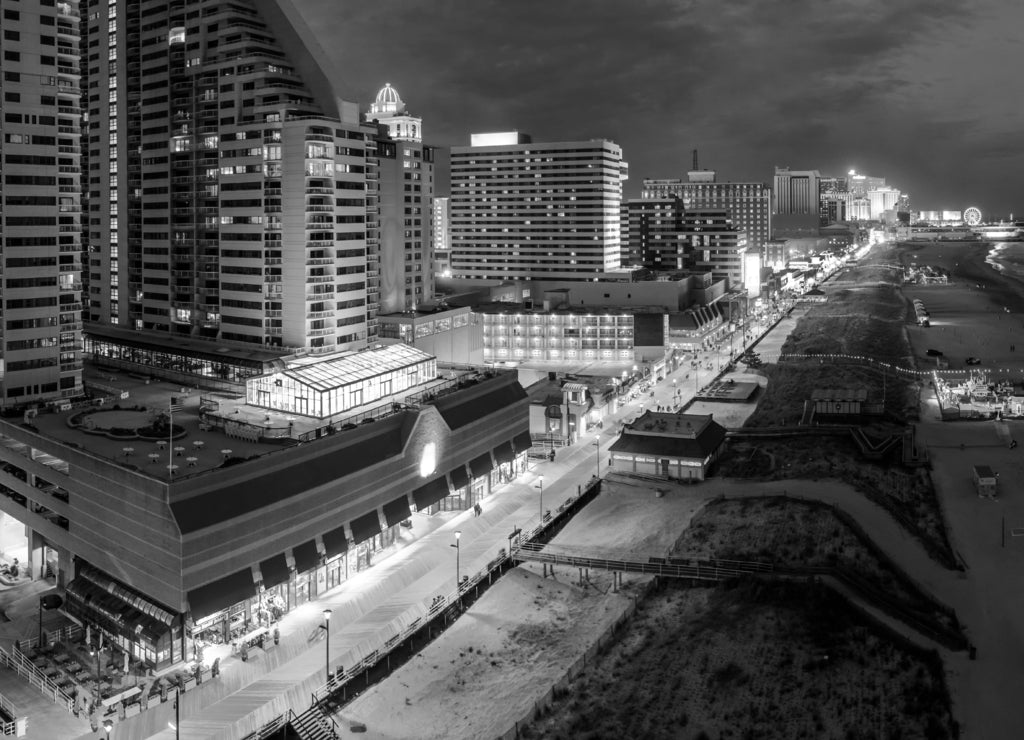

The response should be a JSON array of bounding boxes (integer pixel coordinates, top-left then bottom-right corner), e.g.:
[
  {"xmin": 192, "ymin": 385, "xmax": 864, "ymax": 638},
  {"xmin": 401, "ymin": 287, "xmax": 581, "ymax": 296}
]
[{"xmin": 297, "ymin": 0, "xmax": 1024, "ymax": 217}]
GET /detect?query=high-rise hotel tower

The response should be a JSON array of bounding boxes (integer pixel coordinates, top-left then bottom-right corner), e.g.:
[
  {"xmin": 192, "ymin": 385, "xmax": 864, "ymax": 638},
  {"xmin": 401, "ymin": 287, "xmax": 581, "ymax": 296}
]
[
  {"xmin": 82, "ymin": 0, "xmax": 370, "ymax": 356},
  {"xmin": 0, "ymin": 0, "xmax": 85, "ymax": 406},
  {"xmin": 450, "ymin": 132, "xmax": 628, "ymax": 281},
  {"xmin": 364, "ymin": 83, "xmax": 434, "ymax": 313}
]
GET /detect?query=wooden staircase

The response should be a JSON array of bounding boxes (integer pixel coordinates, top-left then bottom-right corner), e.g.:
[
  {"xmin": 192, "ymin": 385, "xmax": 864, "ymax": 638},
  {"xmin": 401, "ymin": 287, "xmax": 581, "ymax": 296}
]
[{"xmin": 289, "ymin": 705, "xmax": 338, "ymax": 740}]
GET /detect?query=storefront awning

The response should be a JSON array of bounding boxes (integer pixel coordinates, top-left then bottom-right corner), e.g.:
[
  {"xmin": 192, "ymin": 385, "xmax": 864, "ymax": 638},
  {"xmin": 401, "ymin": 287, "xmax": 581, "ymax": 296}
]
[
  {"xmin": 413, "ymin": 476, "xmax": 451, "ymax": 510},
  {"xmin": 259, "ymin": 553, "xmax": 290, "ymax": 589},
  {"xmin": 383, "ymin": 495, "xmax": 412, "ymax": 527},
  {"xmin": 322, "ymin": 525, "xmax": 348, "ymax": 558},
  {"xmin": 494, "ymin": 441, "xmax": 515, "ymax": 465},
  {"xmin": 292, "ymin": 540, "xmax": 319, "ymax": 574},
  {"xmin": 64, "ymin": 579, "xmax": 168, "ymax": 644},
  {"xmin": 468, "ymin": 452, "xmax": 493, "ymax": 479},
  {"xmin": 449, "ymin": 464, "xmax": 469, "ymax": 491},
  {"xmin": 187, "ymin": 569, "xmax": 256, "ymax": 623},
  {"xmin": 75, "ymin": 564, "xmax": 175, "ymax": 625},
  {"xmin": 350, "ymin": 510, "xmax": 382, "ymax": 544},
  {"xmin": 512, "ymin": 431, "xmax": 534, "ymax": 454}
]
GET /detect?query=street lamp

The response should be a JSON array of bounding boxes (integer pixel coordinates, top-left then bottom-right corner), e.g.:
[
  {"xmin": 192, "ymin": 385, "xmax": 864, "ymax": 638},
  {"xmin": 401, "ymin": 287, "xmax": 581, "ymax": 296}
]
[
  {"xmin": 592, "ymin": 438, "xmax": 601, "ymax": 479},
  {"xmin": 168, "ymin": 696, "xmax": 179, "ymax": 740},
  {"xmin": 322, "ymin": 609, "xmax": 332, "ymax": 680},
  {"xmin": 89, "ymin": 641, "xmax": 105, "ymax": 710},
  {"xmin": 536, "ymin": 476, "xmax": 544, "ymax": 523},
  {"xmin": 450, "ymin": 531, "xmax": 461, "ymax": 593},
  {"xmin": 103, "ymin": 718, "xmax": 113, "ymax": 739}
]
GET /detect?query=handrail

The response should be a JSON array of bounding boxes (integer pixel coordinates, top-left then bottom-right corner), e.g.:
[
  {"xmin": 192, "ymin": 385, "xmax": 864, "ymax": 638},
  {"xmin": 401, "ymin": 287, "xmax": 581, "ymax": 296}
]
[
  {"xmin": 0, "ymin": 689, "xmax": 27, "ymax": 737},
  {"xmin": 512, "ymin": 542, "xmax": 967, "ymax": 651},
  {"xmin": 0, "ymin": 647, "xmax": 75, "ymax": 713}
]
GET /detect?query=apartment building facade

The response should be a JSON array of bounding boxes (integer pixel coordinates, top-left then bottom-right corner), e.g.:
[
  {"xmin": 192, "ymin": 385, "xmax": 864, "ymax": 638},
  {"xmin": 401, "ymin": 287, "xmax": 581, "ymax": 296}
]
[
  {"xmin": 82, "ymin": 0, "xmax": 369, "ymax": 356},
  {"xmin": 641, "ymin": 172, "xmax": 771, "ymax": 254},
  {"xmin": 450, "ymin": 132, "xmax": 629, "ymax": 281},
  {"xmin": 0, "ymin": 0, "xmax": 84, "ymax": 406}
]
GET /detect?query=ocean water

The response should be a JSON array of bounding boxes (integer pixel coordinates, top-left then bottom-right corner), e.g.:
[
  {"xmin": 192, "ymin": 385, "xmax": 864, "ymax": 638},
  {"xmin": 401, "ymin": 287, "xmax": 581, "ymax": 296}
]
[{"xmin": 985, "ymin": 242, "xmax": 1024, "ymax": 281}]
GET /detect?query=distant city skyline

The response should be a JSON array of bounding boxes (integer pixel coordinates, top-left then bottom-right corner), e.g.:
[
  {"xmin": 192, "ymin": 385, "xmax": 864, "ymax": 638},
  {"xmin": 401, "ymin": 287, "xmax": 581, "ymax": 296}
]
[{"xmin": 299, "ymin": 0, "xmax": 1024, "ymax": 218}]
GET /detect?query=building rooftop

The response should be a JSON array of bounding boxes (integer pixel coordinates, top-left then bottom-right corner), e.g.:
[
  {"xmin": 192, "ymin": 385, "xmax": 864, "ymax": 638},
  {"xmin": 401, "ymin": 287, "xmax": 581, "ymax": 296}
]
[
  {"xmin": 86, "ymin": 324, "xmax": 290, "ymax": 368},
  {"xmin": 474, "ymin": 302, "xmax": 665, "ymax": 316},
  {"xmin": 610, "ymin": 412, "xmax": 726, "ymax": 458},
  {"xmin": 10, "ymin": 358, "xmax": 496, "ymax": 485},
  {"xmin": 281, "ymin": 344, "xmax": 433, "ymax": 392}
]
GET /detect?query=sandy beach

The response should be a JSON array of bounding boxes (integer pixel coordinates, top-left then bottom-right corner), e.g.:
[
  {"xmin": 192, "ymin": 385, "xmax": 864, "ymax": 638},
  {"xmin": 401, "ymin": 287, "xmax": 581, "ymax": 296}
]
[{"xmin": 895, "ymin": 240, "xmax": 1024, "ymax": 377}]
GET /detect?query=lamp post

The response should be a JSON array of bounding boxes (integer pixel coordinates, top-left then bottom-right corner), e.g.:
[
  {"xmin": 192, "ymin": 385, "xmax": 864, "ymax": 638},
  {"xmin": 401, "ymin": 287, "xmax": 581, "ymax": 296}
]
[
  {"xmin": 536, "ymin": 476, "xmax": 544, "ymax": 523},
  {"xmin": 450, "ymin": 531, "xmax": 461, "ymax": 593},
  {"xmin": 89, "ymin": 641, "xmax": 104, "ymax": 711},
  {"xmin": 592, "ymin": 438, "xmax": 601, "ymax": 479},
  {"xmin": 103, "ymin": 718, "xmax": 113, "ymax": 739},
  {"xmin": 322, "ymin": 609, "xmax": 332, "ymax": 680},
  {"xmin": 168, "ymin": 696, "xmax": 179, "ymax": 740}
]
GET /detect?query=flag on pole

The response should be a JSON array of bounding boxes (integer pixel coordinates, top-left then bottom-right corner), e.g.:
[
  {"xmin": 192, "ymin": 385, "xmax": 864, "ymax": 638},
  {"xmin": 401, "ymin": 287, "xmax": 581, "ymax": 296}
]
[{"xmin": 169, "ymin": 398, "xmax": 184, "ymax": 413}]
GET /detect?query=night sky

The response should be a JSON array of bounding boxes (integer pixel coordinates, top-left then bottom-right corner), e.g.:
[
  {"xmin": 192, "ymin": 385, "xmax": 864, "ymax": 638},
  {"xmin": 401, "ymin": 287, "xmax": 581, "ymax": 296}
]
[{"xmin": 299, "ymin": 0, "xmax": 1024, "ymax": 219}]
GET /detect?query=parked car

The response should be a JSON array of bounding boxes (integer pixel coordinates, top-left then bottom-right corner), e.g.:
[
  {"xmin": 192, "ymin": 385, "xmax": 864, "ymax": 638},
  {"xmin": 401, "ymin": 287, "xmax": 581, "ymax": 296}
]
[
  {"xmin": 926, "ymin": 348, "xmax": 943, "ymax": 357},
  {"xmin": 966, "ymin": 357, "xmax": 982, "ymax": 365}
]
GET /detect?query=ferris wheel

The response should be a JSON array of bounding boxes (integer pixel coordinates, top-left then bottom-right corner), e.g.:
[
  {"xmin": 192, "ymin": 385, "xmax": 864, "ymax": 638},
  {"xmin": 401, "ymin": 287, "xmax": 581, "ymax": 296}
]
[{"xmin": 963, "ymin": 206, "xmax": 983, "ymax": 226}]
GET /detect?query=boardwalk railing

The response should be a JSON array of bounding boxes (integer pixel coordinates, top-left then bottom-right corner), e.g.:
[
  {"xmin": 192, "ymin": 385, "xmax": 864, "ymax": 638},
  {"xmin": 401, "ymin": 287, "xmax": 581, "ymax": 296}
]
[
  {"xmin": 513, "ymin": 541, "xmax": 775, "ymax": 581},
  {"xmin": 307, "ymin": 479, "xmax": 602, "ymax": 710},
  {"xmin": 16, "ymin": 623, "xmax": 83, "ymax": 654},
  {"xmin": 0, "ymin": 646, "xmax": 75, "ymax": 714},
  {"xmin": 0, "ymin": 690, "xmax": 27, "ymax": 737},
  {"xmin": 511, "ymin": 538, "xmax": 967, "ymax": 652}
]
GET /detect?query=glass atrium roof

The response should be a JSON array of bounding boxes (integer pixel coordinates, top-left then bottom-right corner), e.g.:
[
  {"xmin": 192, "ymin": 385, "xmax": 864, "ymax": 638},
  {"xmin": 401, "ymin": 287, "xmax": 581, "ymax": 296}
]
[{"xmin": 280, "ymin": 344, "xmax": 434, "ymax": 392}]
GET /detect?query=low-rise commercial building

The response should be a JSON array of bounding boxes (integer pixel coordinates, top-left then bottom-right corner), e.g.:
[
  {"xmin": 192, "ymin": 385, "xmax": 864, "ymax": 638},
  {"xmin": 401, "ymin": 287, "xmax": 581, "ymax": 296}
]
[
  {"xmin": 0, "ymin": 357, "xmax": 529, "ymax": 668},
  {"xmin": 608, "ymin": 411, "xmax": 726, "ymax": 482}
]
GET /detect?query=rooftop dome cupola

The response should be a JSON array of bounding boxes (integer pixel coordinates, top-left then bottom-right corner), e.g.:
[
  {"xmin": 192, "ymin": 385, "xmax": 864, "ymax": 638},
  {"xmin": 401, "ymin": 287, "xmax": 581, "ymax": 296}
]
[
  {"xmin": 366, "ymin": 82, "xmax": 422, "ymax": 142},
  {"xmin": 370, "ymin": 83, "xmax": 405, "ymax": 116}
]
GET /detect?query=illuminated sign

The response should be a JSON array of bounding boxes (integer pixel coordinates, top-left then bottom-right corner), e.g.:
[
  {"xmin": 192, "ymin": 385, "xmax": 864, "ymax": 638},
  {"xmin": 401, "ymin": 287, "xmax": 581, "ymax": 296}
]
[{"xmin": 419, "ymin": 442, "xmax": 437, "ymax": 477}]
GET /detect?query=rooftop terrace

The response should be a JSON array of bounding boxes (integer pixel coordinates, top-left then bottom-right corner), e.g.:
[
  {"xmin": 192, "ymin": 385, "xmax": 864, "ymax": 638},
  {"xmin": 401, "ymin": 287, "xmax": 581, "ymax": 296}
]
[{"xmin": 8, "ymin": 361, "xmax": 503, "ymax": 484}]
